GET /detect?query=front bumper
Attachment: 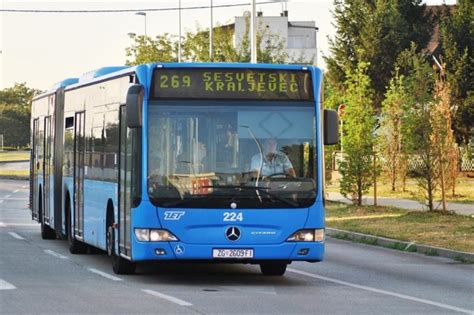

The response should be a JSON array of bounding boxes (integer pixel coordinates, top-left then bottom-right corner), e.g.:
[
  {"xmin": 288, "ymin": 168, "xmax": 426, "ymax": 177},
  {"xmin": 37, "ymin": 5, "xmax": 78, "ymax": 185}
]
[{"xmin": 132, "ymin": 241, "xmax": 324, "ymax": 262}]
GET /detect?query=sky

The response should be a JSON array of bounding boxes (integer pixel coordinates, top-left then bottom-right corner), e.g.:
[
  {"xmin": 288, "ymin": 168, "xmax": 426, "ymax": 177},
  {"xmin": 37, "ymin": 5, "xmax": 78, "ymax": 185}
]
[{"xmin": 1, "ymin": 0, "xmax": 456, "ymax": 91}]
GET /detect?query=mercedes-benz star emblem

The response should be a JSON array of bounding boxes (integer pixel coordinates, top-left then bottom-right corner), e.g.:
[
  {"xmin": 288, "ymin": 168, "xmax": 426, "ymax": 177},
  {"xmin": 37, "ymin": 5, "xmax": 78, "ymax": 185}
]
[{"xmin": 225, "ymin": 227, "xmax": 241, "ymax": 241}]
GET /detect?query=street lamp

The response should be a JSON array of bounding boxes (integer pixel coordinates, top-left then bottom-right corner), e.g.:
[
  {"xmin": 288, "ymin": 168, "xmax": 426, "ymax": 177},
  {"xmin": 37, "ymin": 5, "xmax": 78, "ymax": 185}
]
[
  {"xmin": 127, "ymin": 32, "xmax": 136, "ymax": 38},
  {"xmin": 135, "ymin": 12, "xmax": 147, "ymax": 37}
]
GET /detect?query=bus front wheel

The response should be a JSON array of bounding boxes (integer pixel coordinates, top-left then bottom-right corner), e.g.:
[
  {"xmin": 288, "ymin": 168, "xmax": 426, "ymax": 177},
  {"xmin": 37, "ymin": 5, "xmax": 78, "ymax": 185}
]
[
  {"xmin": 107, "ymin": 224, "xmax": 136, "ymax": 275},
  {"xmin": 260, "ymin": 263, "xmax": 287, "ymax": 276}
]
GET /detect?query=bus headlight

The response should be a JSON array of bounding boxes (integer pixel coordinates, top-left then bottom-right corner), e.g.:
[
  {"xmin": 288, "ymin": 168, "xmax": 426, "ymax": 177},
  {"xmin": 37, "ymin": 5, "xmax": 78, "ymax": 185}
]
[
  {"xmin": 287, "ymin": 229, "xmax": 325, "ymax": 242},
  {"xmin": 135, "ymin": 229, "xmax": 150, "ymax": 242},
  {"xmin": 150, "ymin": 229, "xmax": 178, "ymax": 242},
  {"xmin": 135, "ymin": 229, "xmax": 178, "ymax": 242}
]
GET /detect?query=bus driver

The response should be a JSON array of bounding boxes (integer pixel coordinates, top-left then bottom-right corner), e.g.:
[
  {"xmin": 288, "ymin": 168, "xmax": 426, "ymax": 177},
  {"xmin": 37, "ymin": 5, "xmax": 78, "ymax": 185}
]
[{"xmin": 250, "ymin": 138, "xmax": 296, "ymax": 178}]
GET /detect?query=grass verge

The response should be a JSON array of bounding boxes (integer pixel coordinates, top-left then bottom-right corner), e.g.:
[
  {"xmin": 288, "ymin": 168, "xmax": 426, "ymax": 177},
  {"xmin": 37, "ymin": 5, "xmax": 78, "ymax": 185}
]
[
  {"xmin": 0, "ymin": 151, "xmax": 29, "ymax": 162},
  {"xmin": 326, "ymin": 202, "xmax": 474, "ymax": 253}
]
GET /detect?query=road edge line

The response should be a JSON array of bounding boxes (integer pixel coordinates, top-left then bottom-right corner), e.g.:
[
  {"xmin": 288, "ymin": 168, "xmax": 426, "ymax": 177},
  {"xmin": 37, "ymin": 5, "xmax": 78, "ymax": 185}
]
[{"xmin": 287, "ymin": 268, "xmax": 474, "ymax": 314}]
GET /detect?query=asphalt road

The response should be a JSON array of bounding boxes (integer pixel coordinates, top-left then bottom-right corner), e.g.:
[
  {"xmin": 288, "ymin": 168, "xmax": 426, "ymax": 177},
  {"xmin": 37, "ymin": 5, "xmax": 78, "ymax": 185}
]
[{"xmin": 1, "ymin": 179, "xmax": 473, "ymax": 314}]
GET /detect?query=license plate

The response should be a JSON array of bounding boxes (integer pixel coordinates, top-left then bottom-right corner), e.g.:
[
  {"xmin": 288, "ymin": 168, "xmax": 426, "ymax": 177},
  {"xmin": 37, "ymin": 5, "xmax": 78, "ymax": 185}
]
[{"xmin": 212, "ymin": 249, "xmax": 254, "ymax": 259}]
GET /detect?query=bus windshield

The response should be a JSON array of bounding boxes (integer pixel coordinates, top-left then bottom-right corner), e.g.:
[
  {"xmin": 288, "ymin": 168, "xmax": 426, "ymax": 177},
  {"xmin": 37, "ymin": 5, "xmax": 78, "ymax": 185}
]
[{"xmin": 147, "ymin": 100, "xmax": 317, "ymax": 208}]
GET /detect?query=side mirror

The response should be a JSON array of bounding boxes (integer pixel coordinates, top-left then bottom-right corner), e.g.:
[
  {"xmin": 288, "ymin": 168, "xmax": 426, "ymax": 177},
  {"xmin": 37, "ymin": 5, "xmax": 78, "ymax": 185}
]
[
  {"xmin": 324, "ymin": 109, "xmax": 339, "ymax": 145},
  {"xmin": 126, "ymin": 84, "xmax": 144, "ymax": 128}
]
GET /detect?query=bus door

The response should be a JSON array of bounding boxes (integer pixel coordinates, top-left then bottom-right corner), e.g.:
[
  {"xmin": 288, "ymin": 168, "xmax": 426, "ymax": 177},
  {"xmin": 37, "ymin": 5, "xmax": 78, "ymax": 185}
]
[
  {"xmin": 43, "ymin": 116, "xmax": 52, "ymax": 224},
  {"xmin": 74, "ymin": 111, "xmax": 85, "ymax": 240},
  {"xmin": 31, "ymin": 118, "xmax": 40, "ymax": 221},
  {"xmin": 118, "ymin": 106, "xmax": 132, "ymax": 258}
]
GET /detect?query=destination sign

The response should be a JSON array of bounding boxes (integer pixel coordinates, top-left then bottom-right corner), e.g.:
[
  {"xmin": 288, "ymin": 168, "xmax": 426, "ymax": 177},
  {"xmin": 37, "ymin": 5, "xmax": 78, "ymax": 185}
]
[{"xmin": 151, "ymin": 68, "xmax": 313, "ymax": 100}]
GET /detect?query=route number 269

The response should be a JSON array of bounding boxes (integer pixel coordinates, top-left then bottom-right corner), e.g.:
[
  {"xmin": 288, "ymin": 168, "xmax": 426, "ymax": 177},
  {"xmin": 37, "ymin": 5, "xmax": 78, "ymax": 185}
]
[{"xmin": 223, "ymin": 212, "xmax": 243, "ymax": 222}]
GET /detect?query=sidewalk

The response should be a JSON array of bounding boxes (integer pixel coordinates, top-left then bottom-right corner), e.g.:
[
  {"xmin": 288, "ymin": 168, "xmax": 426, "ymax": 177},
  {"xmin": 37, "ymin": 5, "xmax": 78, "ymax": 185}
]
[{"xmin": 326, "ymin": 192, "xmax": 474, "ymax": 216}]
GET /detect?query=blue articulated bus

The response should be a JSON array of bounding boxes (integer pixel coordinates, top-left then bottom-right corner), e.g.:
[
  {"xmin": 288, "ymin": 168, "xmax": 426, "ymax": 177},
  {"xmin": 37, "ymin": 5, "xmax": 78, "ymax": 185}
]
[{"xmin": 30, "ymin": 63, "xmax": 339, "ymax": 275}]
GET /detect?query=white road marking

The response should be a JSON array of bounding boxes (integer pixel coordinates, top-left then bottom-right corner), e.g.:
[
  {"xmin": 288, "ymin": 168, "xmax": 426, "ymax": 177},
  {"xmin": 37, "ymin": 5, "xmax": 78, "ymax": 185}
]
[
  {"xmin": 87, "ymin": 268, "xmax": 123, "ymax": 281},
  {"xmin": 288, "ymin": 268, "xmax": 473, "ymax": 314},
  {"xmin": 0, "ymin": 198, "xmax": 29, "ymax": 201},
  {"xmin": 0, "ymin": 223, "xmax": 38, "ymax": 227},
  {"xmin": 44, "ymin": 249, "xmax": 69, "ymax": 259},
  {"xmin": 0, "ymin": 200, "xmax": 3, "ymax": 204},
  {"xmin": 220, "ymin": 285, "xmax": 276, "ymax": 295},
  {"xmin": 4, "ymin": 194, "xmax": 11, "ymax": 198},
  {"xmin": 13, "ymin": 190, "xmax": 19, "ymax": 193},
  {"xmin": 142, "ymin": 289, "xmax": 193, "ymax": 306},
  {"xmin": 22, "ymin": 185, "xmax": 29, "ymax": 188},
  {"xmin": 8, "ymin": 232, "xmax": 25, "ymax": 240},
  {"xmin": 0, "ymin": 279, "xmax": 16, "ymax": 290}
]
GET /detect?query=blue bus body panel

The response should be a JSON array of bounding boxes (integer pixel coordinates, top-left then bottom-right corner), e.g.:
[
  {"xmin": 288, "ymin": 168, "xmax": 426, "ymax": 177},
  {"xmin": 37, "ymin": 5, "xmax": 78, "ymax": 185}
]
[
  {"xmin": 130, "ymin": 201, "xmax": 325, "ymax": 262},
  {"xmin": 83, "ymin": 180, "xmax": 118, "ymax": 249}
]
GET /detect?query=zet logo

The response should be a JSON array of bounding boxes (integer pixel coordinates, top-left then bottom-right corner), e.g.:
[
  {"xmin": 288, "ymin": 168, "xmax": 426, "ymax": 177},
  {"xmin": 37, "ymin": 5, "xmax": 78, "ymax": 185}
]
[{"xmin": 164, "ymin": 211, "xmax": 185, "ymax": 220}]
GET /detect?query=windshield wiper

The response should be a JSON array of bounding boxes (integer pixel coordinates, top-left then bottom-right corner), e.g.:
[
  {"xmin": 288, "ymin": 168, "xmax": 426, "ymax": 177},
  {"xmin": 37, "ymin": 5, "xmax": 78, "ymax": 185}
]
[{"xmin": 202, "ymin": 185, "xmax": 300, "ymax": 208}]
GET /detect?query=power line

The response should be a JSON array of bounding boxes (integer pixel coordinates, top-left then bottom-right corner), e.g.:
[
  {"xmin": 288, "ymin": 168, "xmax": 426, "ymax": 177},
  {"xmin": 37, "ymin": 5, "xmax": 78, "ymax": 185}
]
[{"xmin": 1, "ymin": 1, "xmax": 284, "ymax": 14}]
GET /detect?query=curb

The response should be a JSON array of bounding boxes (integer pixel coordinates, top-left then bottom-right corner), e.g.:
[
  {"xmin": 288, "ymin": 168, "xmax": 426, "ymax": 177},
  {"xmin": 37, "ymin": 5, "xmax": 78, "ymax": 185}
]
[
  {"xmin": 0, "ymin": 175, "xmax": 29, "ymax": 180},
  {"xmin": 326, "ymin": 227, "xmax": 474, "ymax": 263},
  {"xmin": 0, "ymin": 160, "xmax": 29, "ymax": 163}
]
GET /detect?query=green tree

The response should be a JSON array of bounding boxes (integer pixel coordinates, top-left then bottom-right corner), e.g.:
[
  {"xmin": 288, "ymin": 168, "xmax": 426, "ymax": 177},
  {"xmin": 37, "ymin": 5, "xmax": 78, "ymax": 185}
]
[
  {"xmin": 338, "ymin": 62, "xmax": 377, "ymax": 205},
  {"xmin": 183, "ymin": 24, "xmax": 239, "ymax": 62},
  {"xmin": 396, "ymin": 45, "xmax": 439, "ymax": 211},
  {"xmin": 325, "ymin": 0, "xmax": 433, "ymax": 109},
  {"xmin": 125, "ymin": 33, "xmax": 177, "ymax": 65},
  {"xmin": 380, "ymin": 70, "xmax": 409, "ymax": 191},
  {"xmin": 439, "ymin": 0, "xmax": 474, "ymax": 146},
  {"xmin": 0, "ymin": 83, "xmax": 42, "ymax": 148},
  {"xmin": 430, "ymin": 65, "xmax": 457, "ymax": 211},
  {"xmin": 323, "ymin": 76, "xmax": 344, "ymax": 185},
  {"xmin": 125, "ymin": 20, "xmax": 289, "ymax": 65}
]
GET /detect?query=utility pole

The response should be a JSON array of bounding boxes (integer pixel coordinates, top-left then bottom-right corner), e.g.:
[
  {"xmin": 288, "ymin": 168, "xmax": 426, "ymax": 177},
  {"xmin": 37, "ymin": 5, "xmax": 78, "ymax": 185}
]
[
  {"xmin": 250, "ymin": 0, "xmax": 257, "ymax": 63},
  {"xmin": 210, "ymin": 0, "xmax": 214, "ymax": 61},
  {"xmin": 373, "ymin": 148, "xmax": 377, "ymax": 207}
]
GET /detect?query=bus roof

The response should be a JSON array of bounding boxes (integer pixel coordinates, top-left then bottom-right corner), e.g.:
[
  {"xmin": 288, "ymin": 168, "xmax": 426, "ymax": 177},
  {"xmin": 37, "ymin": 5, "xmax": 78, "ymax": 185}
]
[
  {"xmin": 78, "ymin": 66, "xmax": 130, "ymax": 83},
  {"xmin": 151, "ymin": 62, "xmax": 317, "ymax": 71},
  {"xmin": 50, "ymin": 78, "xmax": 79, "ymax": 90}
]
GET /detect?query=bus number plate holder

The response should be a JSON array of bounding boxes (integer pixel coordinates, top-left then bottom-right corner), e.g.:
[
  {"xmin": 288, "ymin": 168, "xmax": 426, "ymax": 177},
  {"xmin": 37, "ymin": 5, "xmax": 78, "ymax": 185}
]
[{"xmin": 212, "ymin": 249, "xmax": 254, "ymax": 259}]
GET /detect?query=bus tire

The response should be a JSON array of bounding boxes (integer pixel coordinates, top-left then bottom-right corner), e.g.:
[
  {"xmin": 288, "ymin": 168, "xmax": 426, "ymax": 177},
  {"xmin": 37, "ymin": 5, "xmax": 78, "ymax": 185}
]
[
  {"xmin": 39, "ymin": 190, "xmax": 56, "ymax": 240},
  {"xmin": 66, "ymin": 194, "xmax": 87, "ymax": 254},
  {"xmin": 259, "ymin": 263, "xmax": 287, "ymax": 276},
  {"xmin": 107, "ymin": 224, "xmax": 136, "ymax": 275},
  {"xmin": 41, "ymin": 219, "xmax": 56, "ymax": 240}
]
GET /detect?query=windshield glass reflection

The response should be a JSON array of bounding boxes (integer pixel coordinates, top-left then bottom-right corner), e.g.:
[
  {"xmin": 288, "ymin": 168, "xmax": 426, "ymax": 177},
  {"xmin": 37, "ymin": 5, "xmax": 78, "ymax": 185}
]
[{"xmin": 148, "ymin": 100, "xmax": 317, "ymax": 208}]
